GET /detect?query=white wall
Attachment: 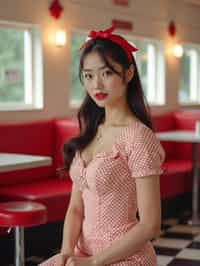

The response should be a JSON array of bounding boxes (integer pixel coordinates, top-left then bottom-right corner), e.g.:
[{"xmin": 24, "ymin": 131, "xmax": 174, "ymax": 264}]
[{"xmin": 0, "ymin": 0, "xmax": 200, "ymax": 122}]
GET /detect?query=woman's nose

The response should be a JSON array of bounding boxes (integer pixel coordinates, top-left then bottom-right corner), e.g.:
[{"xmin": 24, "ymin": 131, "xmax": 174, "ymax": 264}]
[{"xmin": 93, "ymin": 74, "xmax": 103, "ymax": 88}]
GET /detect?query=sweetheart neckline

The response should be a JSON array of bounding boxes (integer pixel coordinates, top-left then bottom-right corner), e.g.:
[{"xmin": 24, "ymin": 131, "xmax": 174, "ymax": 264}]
[
  {"xmin": 76, "ymin": 121, "xmax": 139, "ymax": 168},
  {"xmin": 77, "ymin": 143, "xmax": 118, "ymax": 169}
]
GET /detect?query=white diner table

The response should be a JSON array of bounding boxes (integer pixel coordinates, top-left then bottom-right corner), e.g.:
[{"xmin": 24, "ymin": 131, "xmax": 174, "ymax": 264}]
[
  {"xmin": 0, "ymin": 153, "xmax": 52, "ymax": 173},
  {"xmin": 156, "ymin": 130, "xmax": 200, "ymax": 225},
  {"xmin": 0, "ymin": 152, "xmax": 52, "ymax": 266}
]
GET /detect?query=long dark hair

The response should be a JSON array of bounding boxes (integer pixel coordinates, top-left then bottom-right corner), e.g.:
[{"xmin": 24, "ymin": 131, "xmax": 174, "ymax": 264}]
[{"xmin": 62, "ymin": 37, "xmax": 153, "ymax": 171}]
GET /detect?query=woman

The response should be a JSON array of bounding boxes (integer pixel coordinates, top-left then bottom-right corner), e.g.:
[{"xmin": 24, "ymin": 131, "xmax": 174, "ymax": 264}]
[{"xmin": 40, "ymin": 25, "xmax": 165, "ymax": 266}]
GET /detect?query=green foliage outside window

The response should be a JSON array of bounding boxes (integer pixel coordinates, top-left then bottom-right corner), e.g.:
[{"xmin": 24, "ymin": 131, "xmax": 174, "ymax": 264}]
[{"xmin": 0, "ymin": 28, "xmax": 24, "ymax": 102}]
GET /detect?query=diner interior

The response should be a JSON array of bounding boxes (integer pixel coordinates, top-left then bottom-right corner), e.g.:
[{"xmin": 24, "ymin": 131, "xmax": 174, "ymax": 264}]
[{"xmin": 0, "ymin": 0, "xmax": 200, "ymax": 265}]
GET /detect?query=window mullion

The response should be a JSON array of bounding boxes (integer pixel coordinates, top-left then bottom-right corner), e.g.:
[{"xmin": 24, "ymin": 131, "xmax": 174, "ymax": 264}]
[
  {"xmin": 24, "ymin": 30, "xmax": 33, "ymax": 105},
  {"xmin": 147, "ymin": 44, "xmax": 156, "ymax": 102},
  {"xmin": 198, "ymin": 51, "xmax": 200, "ymax": 102},
  {"xmin": 189, "ymin": 49, "xmax": 198, "ymax": 102}
]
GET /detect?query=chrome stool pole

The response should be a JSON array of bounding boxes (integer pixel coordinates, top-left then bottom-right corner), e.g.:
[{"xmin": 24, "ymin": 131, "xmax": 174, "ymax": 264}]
[{"xmin": 15, "ymin": 226, "xmax": 25, "ymax": 266}]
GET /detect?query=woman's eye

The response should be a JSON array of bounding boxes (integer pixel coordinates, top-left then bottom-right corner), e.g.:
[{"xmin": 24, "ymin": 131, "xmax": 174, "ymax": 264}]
[
  {"xmin": 103, "ymin": 70, "xmax": 113, "ymax": 77},
  {"xmin": 84, "ymin": 73, "xmax": 92, "ymax": 80}
]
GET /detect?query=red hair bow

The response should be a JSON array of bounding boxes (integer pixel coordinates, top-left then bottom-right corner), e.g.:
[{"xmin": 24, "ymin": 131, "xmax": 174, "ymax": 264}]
[
  {"xmin": 88, "ymin": 26, "xmax": 115, "ymax": 39},
  {"xmin": 80, "ymin": 25, "xmax": 138, "ymax": 63}
]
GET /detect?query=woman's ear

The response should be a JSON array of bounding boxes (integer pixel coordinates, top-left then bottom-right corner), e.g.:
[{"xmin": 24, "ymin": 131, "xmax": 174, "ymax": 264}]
[{"xmin": 125, "ymin": 64, "xmax": 134, "ymax": 83}]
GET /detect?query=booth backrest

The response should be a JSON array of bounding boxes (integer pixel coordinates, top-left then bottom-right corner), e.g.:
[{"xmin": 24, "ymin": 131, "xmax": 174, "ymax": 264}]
[
  {"xmin": 152, "ymin": 112, "xmax": 175, "ymax": 160},
  {"xmin": 174, "ymin": 110, "xmax": 200, "ymax": 160},
  {"xmin": 0, "ymin": 120, "xmax": 55, "ymax": 186},
  {"xmin": 54, "ymin": 118, "xmax": 79, "ymax": 172}
]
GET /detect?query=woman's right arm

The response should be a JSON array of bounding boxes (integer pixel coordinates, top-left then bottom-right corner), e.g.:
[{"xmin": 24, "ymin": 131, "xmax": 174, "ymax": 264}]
[{"xmin": 60, "ymin": 183, "xmax": 84, "ymax": 256}]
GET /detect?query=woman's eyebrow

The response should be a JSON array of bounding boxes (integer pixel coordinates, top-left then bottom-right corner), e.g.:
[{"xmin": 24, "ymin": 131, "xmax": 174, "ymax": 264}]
[{"xmin": 82, "ymin": 65, "xmax": 108, "ymax": 72}]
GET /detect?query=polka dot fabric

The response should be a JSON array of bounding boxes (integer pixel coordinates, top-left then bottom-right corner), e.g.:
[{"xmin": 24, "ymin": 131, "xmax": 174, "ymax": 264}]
[{"xmin": 40, "ymin": 121, "xmax": 165, "ymax": 266}]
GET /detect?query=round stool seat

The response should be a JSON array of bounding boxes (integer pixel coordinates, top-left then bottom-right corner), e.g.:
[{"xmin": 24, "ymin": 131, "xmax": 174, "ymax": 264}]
[{"xmin": 0, "ymin": 201, "xmax": 47, "ymax": 227}]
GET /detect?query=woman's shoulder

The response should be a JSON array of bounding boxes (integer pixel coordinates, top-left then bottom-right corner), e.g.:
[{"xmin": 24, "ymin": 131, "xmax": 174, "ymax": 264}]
[
  {"xmin": 122, "ymin": 119, "xmax": 161, "ymax": 150},
  {"xmin": 122, "ymin": 119, "xmax": 153, "ymax": 140},
  {"xmin": 123, "ymin": 120, "xmax": 165, "ymax": 161}
]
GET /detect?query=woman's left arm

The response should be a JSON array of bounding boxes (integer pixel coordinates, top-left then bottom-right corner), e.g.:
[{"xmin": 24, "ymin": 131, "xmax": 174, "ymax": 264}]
[{"xmin": 92, "ymin": 174, "xmax": 161, "ymax": 265}]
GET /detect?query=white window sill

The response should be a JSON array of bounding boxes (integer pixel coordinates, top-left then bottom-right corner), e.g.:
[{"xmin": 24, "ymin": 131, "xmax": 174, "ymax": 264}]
[
  {"xmin": 69, "ymin": 101, "xmax": 82, "ymax": 108},
  {"xmin": 0, "ymin": 104, "xmax": 43, "ymax": 111},
  {"xmin": 149, "ymin": 102, "xmax": 165, "ymax": 107},
  {"xmin": 178, "ymin": 102, "xmax": 200, "ymax": 107}
]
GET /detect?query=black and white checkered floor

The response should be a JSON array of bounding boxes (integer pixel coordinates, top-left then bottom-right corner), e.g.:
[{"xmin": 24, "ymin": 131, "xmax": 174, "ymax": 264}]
[
  {"xmin": 2, "ymin": 216, "xmax": 200, "ymax": 266},
  {"xmin": 154, "ymin": 217, "xmax": 200, "ymax": 265}
]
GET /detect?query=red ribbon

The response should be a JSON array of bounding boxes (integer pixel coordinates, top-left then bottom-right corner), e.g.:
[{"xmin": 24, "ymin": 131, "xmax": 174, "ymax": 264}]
[{"xmin": 80, "ymin": 25, "xmax": 138, "ymax": 63}]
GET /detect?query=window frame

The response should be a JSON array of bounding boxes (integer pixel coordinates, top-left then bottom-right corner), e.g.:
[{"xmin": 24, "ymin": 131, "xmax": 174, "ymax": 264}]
[
  {"xmin": 0, "ymin": 21, "xmax": 43, "ymax": 111},
  {"xmin": 127, "ymin": 35, "xmax": 165, "ymax": 106},
  {"xmin": 178, "ymin": 43, "xmax": 200, "ymax": 105}
]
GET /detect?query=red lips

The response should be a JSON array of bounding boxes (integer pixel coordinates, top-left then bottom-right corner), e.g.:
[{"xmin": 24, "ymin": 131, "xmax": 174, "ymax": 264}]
[{"xmin": 95, "ymin": 93, "xmax": 108, "ymax": 100}]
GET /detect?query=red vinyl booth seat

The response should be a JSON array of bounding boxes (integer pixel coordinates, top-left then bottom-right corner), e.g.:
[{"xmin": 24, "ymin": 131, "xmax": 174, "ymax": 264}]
[
  {"xmin": 0, "ymin": 110, "xmax": 199, "ymax": 227},
  {"xmin": 0, "ymin": 118, "xmax": 79, "ymax": 223}
]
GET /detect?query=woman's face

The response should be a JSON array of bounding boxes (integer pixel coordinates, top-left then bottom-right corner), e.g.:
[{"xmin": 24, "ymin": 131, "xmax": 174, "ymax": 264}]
[{"xmin": 82, "ymin": 51, "xmax": 130, "ymax": 108}]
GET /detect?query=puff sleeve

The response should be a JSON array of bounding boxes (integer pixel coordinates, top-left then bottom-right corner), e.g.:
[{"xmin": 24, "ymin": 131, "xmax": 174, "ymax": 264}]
[{"xmin": 127, "ymin": 125, "xmax": 165, "ymax": 178}]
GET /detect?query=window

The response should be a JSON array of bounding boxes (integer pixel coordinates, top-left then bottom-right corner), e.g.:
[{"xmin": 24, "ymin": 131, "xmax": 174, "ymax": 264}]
[
  {"xmin": 0, "ymin": 22, "xmax": 43, "ymax": 110},
  {"xmin": 179, "ymin": 44, "xmax": 200, "ymax": 104},
  {"xmin": 129, "ymin": 37, "xmax": 165, "ymax": 105},
  {"xmin": 70, "ymin": 31, "xmax": 165, "ymax": 107}
]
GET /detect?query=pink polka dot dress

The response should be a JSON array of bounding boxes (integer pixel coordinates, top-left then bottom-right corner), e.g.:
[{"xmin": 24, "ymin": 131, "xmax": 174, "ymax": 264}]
[{"xmin": 40, "ymin": 121, "xmax": 165, "ymax": 266}]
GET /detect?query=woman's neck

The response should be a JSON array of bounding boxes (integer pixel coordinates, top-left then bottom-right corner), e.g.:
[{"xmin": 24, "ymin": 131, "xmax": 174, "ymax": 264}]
[{"xmin": 103, "ymin": 107, "xmax": 136, "ymax": 127}]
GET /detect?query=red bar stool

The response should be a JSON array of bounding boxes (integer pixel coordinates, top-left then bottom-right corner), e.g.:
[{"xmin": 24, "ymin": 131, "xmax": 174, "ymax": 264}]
[{"xmin": 0, "ymin": 201, "xmax": 47, "ymax": 266}]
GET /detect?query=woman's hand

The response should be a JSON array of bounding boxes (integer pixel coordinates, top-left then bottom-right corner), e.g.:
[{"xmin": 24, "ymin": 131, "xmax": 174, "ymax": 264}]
[
  {"xmin": 55, "ymin": 253, "xmax": 71, "ymax": 266},
  {"xmin": 65, "ymin": 256, "xmax": 103, "ymax": 266}
]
